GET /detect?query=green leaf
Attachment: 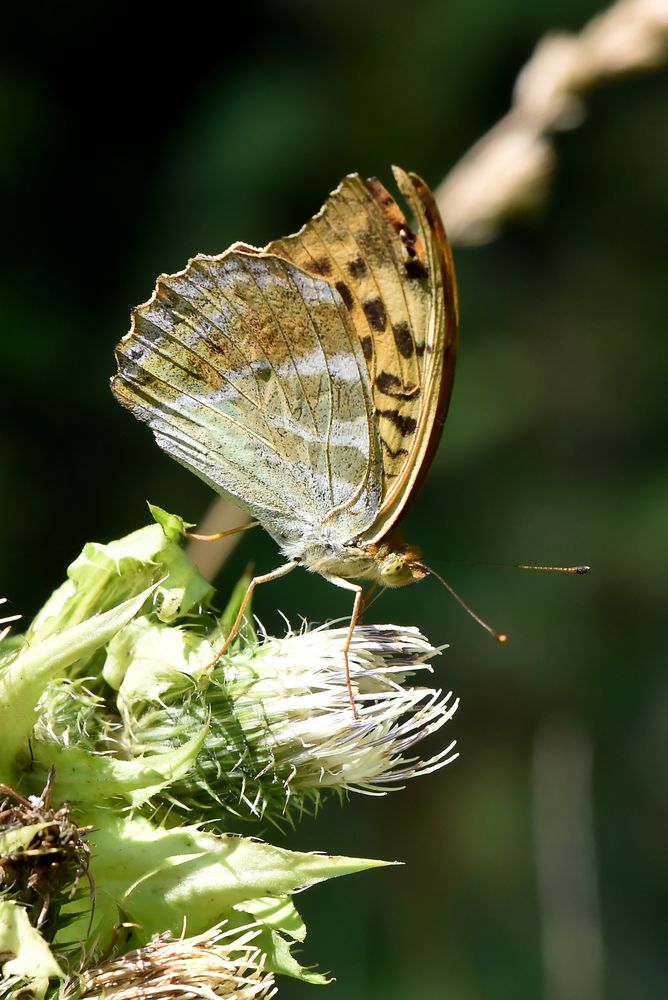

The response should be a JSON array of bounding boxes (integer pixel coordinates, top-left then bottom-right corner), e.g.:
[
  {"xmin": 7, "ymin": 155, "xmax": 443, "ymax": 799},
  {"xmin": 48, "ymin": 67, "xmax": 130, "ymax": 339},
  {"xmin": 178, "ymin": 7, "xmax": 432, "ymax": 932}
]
[
  {"xmin": 154, "ymin": 544, "xmax": 213, "ymax": 623},
  {"xmin": 56, "ymin": 813, "xmax": 390, "ymax": 955},
  {"xmin": 27, "ymin": 515, "xmax": 213, "ymax": 645},
  {"xmin": 0, "ymin": 585, "xmax": 156, "ymax": 779},
  {"xmin": 32, "ymin": 727, "xmax": 208, "ymax": 806},
  {"xmin": 236, "ymin": 895, "xmax": 306, "ymax": 942},
  {"xmin": 233, "ymin": 896, "xmax": 328, "ymax": 983},
  {"xmin": 0, "ymin": 901, "xmax": 64, "ymax": 999},
  {"xmin": 0, "ymin": 634, "xmax": 24, "ymax": 662},
  {"xmin": 261, "ymin": 926, "xmax": 329, "ymax": 985},
  {"xmin": 148, "ymin": 503, "xmax": 192, "ymax": 540},
  {"xmin": 102, "ymin": 616, "xmax": 210, "ymax": 694}
]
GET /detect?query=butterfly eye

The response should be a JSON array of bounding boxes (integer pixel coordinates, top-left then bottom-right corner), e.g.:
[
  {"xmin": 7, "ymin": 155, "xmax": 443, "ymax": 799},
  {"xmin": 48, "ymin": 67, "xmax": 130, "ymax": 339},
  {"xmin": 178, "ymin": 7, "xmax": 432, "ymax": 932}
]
[{"xmin": 378, "ymin": 553, "xmax": 414, "ymax": 588}]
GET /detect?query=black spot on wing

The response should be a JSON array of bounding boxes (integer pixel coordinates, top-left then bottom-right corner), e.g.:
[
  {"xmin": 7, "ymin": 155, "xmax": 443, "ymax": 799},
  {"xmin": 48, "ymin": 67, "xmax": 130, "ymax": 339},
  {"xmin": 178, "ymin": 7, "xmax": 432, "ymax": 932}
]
[
  {"xmin": 347, "ymin": 257, "xmax": 367, "ymax": 278},
  {"xmin": 335, "ymin": 280, "xmax": 354, "ymax": 310},
  {"xmin": 363, "ymin": 297, "xmax": 387, "ymax": 332},
  {"xmin": 375, "ymin": 370, "xmax": 400, "ymax": 393},
  {"xmin": 311, "ymin": 256, "xmax": 332, "ymax": 276},
  {"xmin": 392, "ymin": 321, "xmax": 414, "ymax": 359},
  {"xmin": 360, "ymin": 335, "xmax": 373, "ymax": 361},
  {"xmin": 405, "ymin": 259, "xmax": 428, "ymax": 280},
  {"xmin": 378, "ymin": 408, "xmax": 417, "ymax": 436},
  {"xmin": 381, "ymin": 437, "xmax": 409, "ymax": 460},
  {"xmin": 375, "ymin": 371, "xmax": 420, "ymax": 400}
]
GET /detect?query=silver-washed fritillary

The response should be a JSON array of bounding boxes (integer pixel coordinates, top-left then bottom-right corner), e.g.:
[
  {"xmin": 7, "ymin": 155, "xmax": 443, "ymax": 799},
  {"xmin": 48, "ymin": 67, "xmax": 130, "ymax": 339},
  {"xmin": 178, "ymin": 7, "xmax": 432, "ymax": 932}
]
[{"xmin": 112, "ymin": 167, "xmax": 460, "ymax": 713}]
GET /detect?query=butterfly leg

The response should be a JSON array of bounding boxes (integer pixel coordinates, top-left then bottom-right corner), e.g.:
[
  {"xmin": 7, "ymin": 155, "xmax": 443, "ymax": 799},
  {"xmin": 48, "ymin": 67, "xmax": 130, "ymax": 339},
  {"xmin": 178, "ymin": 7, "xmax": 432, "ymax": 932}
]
[
  {"xmin": 185, "ymin": 521, "xmax": 259, "ymax": 541},
  {"xmin": 206, "ymin": 561, "xmax": 298, "ymax": 669},
  {"xmin": 325, "ymin": 576, "xmax": 364, "ymax": 720}
]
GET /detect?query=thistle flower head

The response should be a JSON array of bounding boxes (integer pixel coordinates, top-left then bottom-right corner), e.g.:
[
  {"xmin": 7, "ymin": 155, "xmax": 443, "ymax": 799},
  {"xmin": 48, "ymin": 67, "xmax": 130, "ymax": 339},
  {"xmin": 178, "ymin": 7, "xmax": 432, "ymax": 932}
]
[
  {"xmin": 2, "ymin": 512, "xmax": 462, "ymax": 994},
  {"xmin": 122, "ymin": 620, "xmax": 459, "ymax": 822}
]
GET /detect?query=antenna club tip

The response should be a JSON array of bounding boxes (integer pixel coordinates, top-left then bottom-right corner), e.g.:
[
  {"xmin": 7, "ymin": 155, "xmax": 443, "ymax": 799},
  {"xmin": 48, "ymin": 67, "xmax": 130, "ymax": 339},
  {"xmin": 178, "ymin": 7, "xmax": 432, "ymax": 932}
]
[
  {"xmin": 496, "ymin": 633, "xmax": 508, "ymax": 644},
  {"xmin": 576, "ymin": 565, "xmax": 591, "ymax": 575}
]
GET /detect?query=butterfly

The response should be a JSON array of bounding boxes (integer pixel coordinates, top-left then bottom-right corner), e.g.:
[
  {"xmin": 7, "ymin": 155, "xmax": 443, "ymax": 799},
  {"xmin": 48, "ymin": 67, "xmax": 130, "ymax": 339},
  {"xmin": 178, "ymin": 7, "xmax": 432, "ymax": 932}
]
[{"xmin": 112, "ymin": 166, "xmax": 460, "ymax": 714}]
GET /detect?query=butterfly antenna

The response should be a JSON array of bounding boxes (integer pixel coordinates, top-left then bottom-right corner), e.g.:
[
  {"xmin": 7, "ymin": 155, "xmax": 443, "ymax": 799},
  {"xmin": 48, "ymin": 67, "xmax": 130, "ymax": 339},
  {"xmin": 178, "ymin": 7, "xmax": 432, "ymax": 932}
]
[
  {"xmin": 437, "ymin": 559, "xmax": 590, "ymax": 575},
  {"xmin": 360, "ymin": 583, "xmax": 387, "ymax": 618},
  {"xmin": 508, "ymin": 563, "xmax": 590, "ymax": 574},
  {"xmin": 414, "ymin": 562, "xmax": 508, "ymax": 644}
]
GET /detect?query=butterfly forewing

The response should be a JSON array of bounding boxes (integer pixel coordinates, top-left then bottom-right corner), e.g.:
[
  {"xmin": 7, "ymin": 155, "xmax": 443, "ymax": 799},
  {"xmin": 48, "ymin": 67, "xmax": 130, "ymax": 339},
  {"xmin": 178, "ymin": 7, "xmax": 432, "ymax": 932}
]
[
  {"xmin": 364, "ymin": 168, "xmax": 459, "ymax": 541},
  {"xmin": 112, "ymin": 251, "xmax": 383, "ymax": 545}
]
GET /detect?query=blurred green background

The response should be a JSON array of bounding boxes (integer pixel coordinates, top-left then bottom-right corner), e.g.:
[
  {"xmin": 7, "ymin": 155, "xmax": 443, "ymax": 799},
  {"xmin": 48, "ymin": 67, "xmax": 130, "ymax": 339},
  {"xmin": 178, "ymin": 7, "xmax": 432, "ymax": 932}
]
[{"xmin": 1, "ymin": 1, "xmax": 666, "ymax": 997}]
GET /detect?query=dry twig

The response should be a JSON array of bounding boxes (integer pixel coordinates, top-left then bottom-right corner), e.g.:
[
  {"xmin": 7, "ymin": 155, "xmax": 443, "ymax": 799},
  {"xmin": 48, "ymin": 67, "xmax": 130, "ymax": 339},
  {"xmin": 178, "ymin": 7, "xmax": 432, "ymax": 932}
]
[{"xmin": 437, "ymin": 0, "xmax": 668, "ymax": 244}]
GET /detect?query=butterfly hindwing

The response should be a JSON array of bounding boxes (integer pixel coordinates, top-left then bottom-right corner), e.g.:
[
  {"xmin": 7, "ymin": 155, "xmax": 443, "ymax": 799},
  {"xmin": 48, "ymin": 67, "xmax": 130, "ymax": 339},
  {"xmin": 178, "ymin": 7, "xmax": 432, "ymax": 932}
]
[{"xmin": 112, "ymin": 251, "xmax": 383, "ymax": 545}]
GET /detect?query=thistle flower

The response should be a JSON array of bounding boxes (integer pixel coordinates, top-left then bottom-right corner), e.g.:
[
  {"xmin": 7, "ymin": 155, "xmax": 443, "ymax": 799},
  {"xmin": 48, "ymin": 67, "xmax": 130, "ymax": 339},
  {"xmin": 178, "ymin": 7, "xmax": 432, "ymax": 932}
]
[
  {"xmin": 66, "ymin": 923, "xmax": 275, "ymax": 1000},
  {"xmin": 1, "ymin": 510, "xmax": 460, "ymax": 995},
  {"xmin": 119, "ymin": 620, "xmax": 459, "ymax": 822}
]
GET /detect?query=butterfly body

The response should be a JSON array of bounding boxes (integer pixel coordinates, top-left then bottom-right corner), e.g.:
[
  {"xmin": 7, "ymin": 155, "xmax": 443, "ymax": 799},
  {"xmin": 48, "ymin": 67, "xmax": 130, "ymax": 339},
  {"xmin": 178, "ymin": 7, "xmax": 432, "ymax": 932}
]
[{"xmin": 282, "ymin": 533, "xmax": 425, "ymax": 588}]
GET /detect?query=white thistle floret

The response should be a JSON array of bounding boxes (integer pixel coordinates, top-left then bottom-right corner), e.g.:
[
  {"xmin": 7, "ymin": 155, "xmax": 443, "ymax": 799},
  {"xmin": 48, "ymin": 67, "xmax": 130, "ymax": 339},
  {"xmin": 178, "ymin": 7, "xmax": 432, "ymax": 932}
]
[{"xmin": 224, "ymin": 622, "xmax": 459, "ymax": 798}]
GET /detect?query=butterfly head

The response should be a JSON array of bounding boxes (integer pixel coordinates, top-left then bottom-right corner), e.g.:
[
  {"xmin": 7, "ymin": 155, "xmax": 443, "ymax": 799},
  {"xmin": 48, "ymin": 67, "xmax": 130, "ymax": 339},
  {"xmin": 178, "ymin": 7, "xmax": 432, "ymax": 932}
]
[{"xmin": 367, "ymin": 541, "xmax": 428, "ymax": 589}]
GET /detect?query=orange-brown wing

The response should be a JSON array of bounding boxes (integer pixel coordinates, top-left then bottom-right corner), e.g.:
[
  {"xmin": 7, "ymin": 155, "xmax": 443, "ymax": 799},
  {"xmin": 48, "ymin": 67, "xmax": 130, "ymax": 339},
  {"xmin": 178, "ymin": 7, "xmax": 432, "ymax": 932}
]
[
  {"xmin": 367, "ymin": 168, "xmax": 459, "ymax": 539},
  {"xmin": 267, "ymin": 166, "xmax": 459, "ymax": 539}
]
